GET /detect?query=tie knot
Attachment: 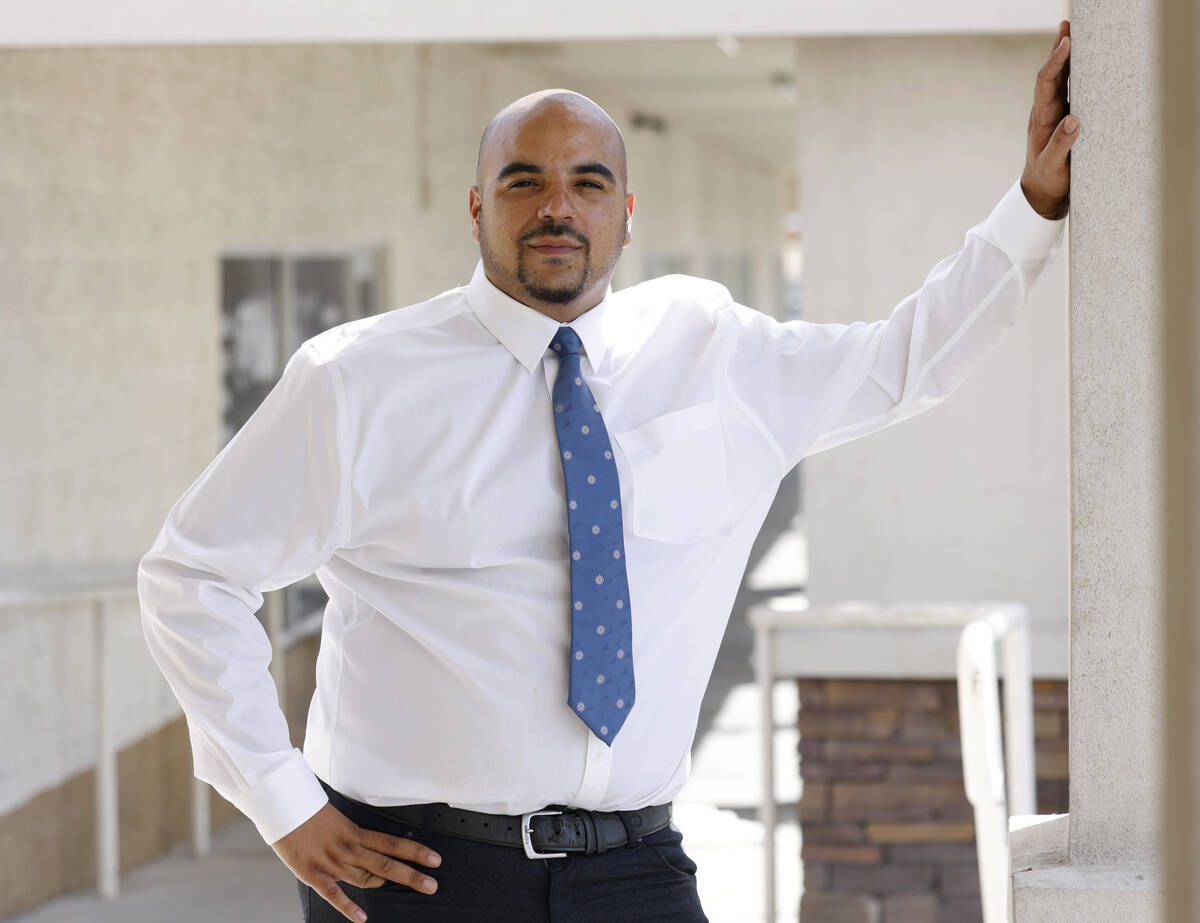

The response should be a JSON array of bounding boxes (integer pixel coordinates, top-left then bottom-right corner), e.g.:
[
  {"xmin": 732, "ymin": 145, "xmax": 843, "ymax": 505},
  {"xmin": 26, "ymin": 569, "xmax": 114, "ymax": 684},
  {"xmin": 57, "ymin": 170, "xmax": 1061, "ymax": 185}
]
[{"xmin": 550, "ymin": 326, "xmax": 583, "ymax": 358}]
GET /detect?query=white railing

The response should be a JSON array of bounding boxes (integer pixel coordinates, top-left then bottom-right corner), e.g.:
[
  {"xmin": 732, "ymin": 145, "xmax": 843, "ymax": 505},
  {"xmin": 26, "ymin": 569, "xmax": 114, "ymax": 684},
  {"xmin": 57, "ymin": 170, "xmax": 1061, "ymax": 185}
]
[
  {"xmin": 748, "ymin": 598, "xmax": 1036, "ymax": 923},
  {"xmin": 1, "ymin": 572, "xmax": 322, "ymax": 899},
  {"xmin": 0, "ymin": 570, "xmax": 140, "ymax": 900},
  {"xmin": 956, "ymin": 605, "xmax": 1035, "ymax": 923}
]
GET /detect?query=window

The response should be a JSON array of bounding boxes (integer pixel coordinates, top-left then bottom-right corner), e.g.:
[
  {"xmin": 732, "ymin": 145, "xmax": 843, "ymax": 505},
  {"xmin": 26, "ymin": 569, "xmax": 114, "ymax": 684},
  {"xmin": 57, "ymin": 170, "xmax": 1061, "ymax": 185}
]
[{"xmin": 220, "ymin": 248, "xmax": 385, "ymax": 632}]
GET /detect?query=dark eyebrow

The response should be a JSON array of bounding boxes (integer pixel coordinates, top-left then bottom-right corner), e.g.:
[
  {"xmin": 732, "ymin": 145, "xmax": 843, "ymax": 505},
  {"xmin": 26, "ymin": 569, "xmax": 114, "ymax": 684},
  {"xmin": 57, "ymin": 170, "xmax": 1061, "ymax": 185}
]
[
  {"xmin": 495, "ymin": 161, "xmax": 616, "ymax": 184},
  {"xmin": 497, "ymin": 161, "xmax": 542, "ymax": 182},
  {"xmin": 572, "ymin": 162, "xmax": 616, "ymax": 183}
]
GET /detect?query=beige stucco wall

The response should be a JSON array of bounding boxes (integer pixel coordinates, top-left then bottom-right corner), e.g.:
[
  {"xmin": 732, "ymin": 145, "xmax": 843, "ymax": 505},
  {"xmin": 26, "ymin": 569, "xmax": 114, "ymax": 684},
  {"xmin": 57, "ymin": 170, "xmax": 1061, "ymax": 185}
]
[
  {"xmin": 0, "ymin": 42, "xmax": 788, "ymax": 820},
  {"xmin": 796, "ymin": 34, "xmax": 1070, "ymax": 676}
]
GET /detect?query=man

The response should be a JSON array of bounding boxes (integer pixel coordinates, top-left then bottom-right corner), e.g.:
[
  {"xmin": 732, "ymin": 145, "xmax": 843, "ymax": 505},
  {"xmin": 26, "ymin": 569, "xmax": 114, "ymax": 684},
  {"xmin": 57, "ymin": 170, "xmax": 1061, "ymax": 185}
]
[{"xmin": 138, "ymin": 22, "xmax": 1077, "ymax": 922}]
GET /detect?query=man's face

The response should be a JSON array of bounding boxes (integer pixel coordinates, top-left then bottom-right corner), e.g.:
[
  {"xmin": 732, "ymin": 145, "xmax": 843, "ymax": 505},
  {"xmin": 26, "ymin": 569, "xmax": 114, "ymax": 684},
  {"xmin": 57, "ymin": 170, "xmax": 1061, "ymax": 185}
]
[{"xmin": 469, "ymin": 105, "xmax": 635, "ymax": 319}]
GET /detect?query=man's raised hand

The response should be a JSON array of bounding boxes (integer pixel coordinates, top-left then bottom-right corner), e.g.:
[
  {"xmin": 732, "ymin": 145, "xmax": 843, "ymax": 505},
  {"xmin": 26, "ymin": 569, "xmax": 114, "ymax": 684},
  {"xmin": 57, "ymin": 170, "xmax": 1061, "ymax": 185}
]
[{"xmin": 1021, "ymin": 19, "xmax": 1079, "ymax": 220}]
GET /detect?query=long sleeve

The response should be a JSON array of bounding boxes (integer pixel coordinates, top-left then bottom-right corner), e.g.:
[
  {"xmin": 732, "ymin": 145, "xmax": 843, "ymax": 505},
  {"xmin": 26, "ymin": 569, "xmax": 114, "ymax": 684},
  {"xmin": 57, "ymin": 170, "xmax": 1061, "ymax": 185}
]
[
  {"xmin": 137, "ymin": 340, "xmax": 351, "ymax": 844},
  {"xmin": 723, "ymin": 178, "xmax": 1067, "ymax": 474}
]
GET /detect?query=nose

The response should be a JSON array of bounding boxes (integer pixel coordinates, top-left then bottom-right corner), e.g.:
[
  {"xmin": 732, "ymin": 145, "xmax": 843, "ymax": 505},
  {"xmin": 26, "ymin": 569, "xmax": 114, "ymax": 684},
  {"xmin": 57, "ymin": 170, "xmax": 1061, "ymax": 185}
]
[{"xmin": 536, "ymin": 182, "xmax": 577, "ymax": 223}]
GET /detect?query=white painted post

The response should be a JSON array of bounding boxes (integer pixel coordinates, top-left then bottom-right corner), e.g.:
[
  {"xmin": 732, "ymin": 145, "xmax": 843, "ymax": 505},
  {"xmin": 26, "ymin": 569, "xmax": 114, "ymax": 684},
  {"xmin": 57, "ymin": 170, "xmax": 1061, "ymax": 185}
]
[
  {"xmin": 958, "ymin": 618, "xmax": 1008, "ymax": 923},
  {"xmin": 755, "ymin": 622, "xmax": 777, "ymax": 923},
  {"xmin": 192, "ymin": 778, "xmax": 211, "ymax": 857},
  {"xmin": 1001, "ymin": 614, "xmax": 1036, "ymax": 816},
  {"xmin": 94, "ymin": 597, "xmax": 119, "ymax": 899}
]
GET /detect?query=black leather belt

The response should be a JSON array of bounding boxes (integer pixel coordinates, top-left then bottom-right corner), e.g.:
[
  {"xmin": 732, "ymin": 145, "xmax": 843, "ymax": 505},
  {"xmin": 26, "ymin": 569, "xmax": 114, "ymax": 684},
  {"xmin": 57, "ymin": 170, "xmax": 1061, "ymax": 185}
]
[{"xmin": 365, "ymin": 801, "xmax": 673, "ymax": 859}]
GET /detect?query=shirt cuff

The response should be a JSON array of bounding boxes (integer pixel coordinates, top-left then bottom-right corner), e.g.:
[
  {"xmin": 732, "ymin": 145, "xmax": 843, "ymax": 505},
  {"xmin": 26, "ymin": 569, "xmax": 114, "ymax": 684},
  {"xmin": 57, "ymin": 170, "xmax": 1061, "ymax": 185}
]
[
  {"xmin": 984, "ymin": 178, "xmax": 1068, "ymax": 262},
  {"xmin": 229, "ymin": 749, "xmax": 330, "ymax": 845}
]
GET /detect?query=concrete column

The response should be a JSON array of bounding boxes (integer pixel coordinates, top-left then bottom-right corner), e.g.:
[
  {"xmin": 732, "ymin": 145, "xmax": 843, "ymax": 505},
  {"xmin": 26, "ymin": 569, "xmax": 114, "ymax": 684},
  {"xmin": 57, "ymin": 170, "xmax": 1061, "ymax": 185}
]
[
  {"xmin": 1063, "ymin": 0, "xmax": 1161, "ymax": 869},
  {"xmin": 1161, "ymin": 0, "xmax": 1199, "ymax": 917},
  {"xmin": 1011, "ymin": 2, "xmax": 1166, "ymax": 918}
]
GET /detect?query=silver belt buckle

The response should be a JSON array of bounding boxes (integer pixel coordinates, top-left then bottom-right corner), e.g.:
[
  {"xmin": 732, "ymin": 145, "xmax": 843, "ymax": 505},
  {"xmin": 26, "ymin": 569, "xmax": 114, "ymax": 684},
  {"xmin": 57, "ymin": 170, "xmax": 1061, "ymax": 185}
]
[{"xmin": 521, "ymin": 809, "xmax": 567, "ymax": 859}]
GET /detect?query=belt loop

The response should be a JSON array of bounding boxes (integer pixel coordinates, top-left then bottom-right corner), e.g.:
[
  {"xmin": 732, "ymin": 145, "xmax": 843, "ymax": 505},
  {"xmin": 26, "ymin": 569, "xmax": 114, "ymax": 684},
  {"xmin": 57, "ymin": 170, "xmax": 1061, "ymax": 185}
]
[
  {"xmin": 617, "ymin": 810, "xmax": 642, "ymax": 848},
  {"xmin": 421, "ymin": 804, "xmax": 436, "ymax": 842},
  {"xmin": 579, "ymin": 809, "xmax": 599, "ymax": 855}
]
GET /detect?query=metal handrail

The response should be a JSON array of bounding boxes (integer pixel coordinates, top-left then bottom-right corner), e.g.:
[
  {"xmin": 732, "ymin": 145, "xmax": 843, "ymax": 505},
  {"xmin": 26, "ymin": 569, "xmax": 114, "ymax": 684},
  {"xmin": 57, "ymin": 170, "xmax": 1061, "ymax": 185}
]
[
  {"xmin": 956, "ymin": 605, "xmax": 1036, "ymax": 923},
  {"xmin": 0, "ymin": 571, "xmax": 139, "ymax": 900}
]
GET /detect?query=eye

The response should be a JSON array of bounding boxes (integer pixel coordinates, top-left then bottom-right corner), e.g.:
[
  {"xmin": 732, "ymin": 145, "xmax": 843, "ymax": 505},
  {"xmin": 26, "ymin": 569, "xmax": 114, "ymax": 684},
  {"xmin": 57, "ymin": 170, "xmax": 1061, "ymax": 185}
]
[
  {"xmin": 579, "ymin": 181, "xmax": 604, "ymax": 189},
  {"xmin": 510, "ymin": 179, "xmax": 535, "ymax": 188}
]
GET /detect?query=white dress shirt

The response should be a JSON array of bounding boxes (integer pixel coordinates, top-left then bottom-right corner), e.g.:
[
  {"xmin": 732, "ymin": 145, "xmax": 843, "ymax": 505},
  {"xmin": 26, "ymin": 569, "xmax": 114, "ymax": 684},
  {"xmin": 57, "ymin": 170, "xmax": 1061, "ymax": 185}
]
[{"xmin": 138, "ymin": 178, "xmax": 1065, "ymax": 846}]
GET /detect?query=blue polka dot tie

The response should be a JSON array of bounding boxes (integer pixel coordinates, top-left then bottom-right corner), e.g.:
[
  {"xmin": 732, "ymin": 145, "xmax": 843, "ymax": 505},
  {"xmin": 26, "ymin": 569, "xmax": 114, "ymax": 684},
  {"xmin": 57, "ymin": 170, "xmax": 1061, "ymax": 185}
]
[{"xmin": 549, "ymin": 326, "xmax": 635, "ymax": 745}]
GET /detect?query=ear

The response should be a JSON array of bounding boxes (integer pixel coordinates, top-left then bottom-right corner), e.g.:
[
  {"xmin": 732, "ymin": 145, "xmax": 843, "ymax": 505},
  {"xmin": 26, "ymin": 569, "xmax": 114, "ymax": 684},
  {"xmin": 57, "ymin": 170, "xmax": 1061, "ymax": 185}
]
[
  {"xmin": 623, "ymin": 192, "xmax": 636, "ymax": 248},
  {"xmin": 469, "ymin": 185, "xmax": 482, "ymax": 243}
]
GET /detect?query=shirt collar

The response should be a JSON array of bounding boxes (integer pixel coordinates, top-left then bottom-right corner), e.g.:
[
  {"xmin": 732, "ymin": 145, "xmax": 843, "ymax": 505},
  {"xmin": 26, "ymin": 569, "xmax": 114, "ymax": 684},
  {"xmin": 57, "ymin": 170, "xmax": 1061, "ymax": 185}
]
[{"xmin": 465, "ymin": 258, "xmax": 614, "ymax": 376}]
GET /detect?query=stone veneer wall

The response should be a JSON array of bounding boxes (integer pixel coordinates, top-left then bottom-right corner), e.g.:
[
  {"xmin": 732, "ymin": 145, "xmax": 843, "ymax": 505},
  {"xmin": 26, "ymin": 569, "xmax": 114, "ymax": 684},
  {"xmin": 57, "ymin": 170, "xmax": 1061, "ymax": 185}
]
[{"xmin": 797, "ymin": 678, "xmax": 1069, "ymax": 923}]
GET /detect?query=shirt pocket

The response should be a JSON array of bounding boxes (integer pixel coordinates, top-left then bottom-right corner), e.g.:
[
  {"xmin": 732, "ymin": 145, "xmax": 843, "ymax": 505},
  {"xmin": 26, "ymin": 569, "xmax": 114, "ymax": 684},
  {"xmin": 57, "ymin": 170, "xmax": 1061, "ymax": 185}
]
[{"xmin": 611, "ymin": 400, "xmax": 733, "ymax": 544}]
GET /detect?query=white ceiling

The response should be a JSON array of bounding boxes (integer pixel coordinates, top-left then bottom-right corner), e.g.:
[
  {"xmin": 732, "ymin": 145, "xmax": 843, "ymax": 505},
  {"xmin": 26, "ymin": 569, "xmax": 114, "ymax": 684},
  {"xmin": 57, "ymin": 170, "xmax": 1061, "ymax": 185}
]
[
  {"xmin": 1, "ymin": 4, "xmax": 1063, "ymax": 195},
  {"xmin": 0, "ymin": 0, "xmax": 1062, "ymax": 47},
  {"xmin": 1, "ymin": 5, "xmax": 1062, "ymax": 199}
]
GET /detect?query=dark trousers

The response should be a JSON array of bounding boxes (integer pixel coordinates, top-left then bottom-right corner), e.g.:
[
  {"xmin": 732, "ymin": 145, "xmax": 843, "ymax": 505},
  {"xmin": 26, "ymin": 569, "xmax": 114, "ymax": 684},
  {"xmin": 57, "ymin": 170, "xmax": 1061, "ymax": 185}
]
[{"xmin": 297, "ymin": 780, "xmax": 709, "ymax": 922}]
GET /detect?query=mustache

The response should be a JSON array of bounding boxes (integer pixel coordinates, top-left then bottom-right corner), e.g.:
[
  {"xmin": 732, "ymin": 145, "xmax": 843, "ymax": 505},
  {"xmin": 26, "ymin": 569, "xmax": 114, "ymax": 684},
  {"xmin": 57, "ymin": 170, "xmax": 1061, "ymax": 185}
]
[{"xmin": 522, "ymin": 225, "xmax": 589, "ymax": 247}]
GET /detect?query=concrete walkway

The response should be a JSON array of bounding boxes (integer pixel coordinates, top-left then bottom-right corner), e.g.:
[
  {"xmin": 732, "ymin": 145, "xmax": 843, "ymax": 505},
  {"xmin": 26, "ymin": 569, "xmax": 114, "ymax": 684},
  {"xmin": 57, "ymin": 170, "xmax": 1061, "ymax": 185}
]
[{"xmin": 16, "ymin": 491, "xmax": 807, "ymax": 923}]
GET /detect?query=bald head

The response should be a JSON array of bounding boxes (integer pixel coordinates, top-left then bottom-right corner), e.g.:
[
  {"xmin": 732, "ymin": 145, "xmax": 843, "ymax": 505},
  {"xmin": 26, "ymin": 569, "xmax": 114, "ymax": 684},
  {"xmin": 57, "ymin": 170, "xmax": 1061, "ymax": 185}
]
[
  {"xmin": 475, "ymin": 89, "xmax": 627, "ymax": 191},
  {"xmin": 468, "ymin": 88, "xmax": 635, "ymax": 320}
]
